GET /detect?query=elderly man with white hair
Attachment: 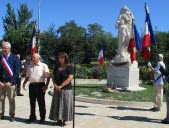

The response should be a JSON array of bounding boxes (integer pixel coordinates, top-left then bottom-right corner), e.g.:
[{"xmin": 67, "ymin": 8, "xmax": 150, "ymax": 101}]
[
  {"xmin": 0, "ymin": 41, "xmax": 20, "ymax": 122},
  {"xmin": 148, "ymin": 54, "xmax": 165, "ymax": 112},
  {"xmin": 22, "ymin": 53, "xmax": 50, "ymax": 124}
]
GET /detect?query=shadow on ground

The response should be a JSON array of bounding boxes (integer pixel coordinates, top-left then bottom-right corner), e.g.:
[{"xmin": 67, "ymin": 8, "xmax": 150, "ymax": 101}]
[
  {"xmin": 10, "ymin": 117, "xmax": 55, "ymax": 126},
  {"xmin": 108, "ymin": 106, "xmax": 150, "ymax": 111},
  {"xmin": 108, "ymin": 115, "xmax": 161, "ymax": 124}
]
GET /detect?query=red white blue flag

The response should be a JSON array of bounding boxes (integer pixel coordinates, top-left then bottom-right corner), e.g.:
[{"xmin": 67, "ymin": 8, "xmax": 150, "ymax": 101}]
[
  {"xmin": 141, "ymin": 3, "xmax": 156, "ymax": 61},
  {"xmin": 29, "ymin": 25, "xmax": 36, "ymax": 54},
  {"xmin": 98, "ymin": 48, "xmax": 104, "ymax": 65},
  {"xmin": 134, "ymin": 24, "xmax": 142, "ymax": 51},
  {"xmin": 128, "ymin": 26, "xmax": 136, "ymax": 64},
  {"xmin": 0, "ymin": 54, "xmax": 13, "ymax": 77},
  {"xmin": 128, "ymin": 22, "xmax": 142, "ymax": 63}
]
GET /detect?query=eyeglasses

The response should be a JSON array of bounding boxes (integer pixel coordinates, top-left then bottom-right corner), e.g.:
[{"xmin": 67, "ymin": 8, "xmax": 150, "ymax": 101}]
[{"xmin": 2, "ymin": 47, "xmax": 10, "ymax": 50}]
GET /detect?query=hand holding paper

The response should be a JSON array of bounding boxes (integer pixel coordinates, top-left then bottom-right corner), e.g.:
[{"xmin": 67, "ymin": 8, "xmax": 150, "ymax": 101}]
[{"xmin": 148, "ymin": 62, "xmax": 152, "ymax": 67}]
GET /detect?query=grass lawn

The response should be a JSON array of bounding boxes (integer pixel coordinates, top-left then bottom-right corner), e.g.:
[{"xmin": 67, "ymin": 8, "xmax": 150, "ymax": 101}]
[{"xmin": 74, "ymin": 84, "xmax": 166, "ymax": 102}]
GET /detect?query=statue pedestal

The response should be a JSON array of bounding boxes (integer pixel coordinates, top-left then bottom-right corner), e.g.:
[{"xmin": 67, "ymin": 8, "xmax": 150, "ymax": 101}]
[{"xmin": 107, "ymin": 64, "xmax": 145, "ymax": 91}]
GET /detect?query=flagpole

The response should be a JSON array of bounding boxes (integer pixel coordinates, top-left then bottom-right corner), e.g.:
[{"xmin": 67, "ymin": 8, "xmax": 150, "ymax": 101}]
[
  {"xmin": 72, "ymin": 41, "xmax": 76, "ymax": 128},
  {"xmin": 38, "ymin": 0, "xmax": 40, "ymax": 53},
  {"xmin": 38, "ymin": 0, "xmax": 40, "ymax": 31},
  {"xmin": 73, "ymin": 59, "xmax": 75, "ymax": 128},
  {"xmin": 69, "ymin": 41, "xmax": 76, "ymax": 128}
]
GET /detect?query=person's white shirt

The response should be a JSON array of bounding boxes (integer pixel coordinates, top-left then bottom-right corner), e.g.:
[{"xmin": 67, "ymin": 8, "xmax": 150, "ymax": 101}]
[
  {"xmin": 26, "ymin": 61, "xmax": 50, "ymax": 83},
  {"xmin": 154, "ymin": 61, "xmax": 165, "ymax": 86}
]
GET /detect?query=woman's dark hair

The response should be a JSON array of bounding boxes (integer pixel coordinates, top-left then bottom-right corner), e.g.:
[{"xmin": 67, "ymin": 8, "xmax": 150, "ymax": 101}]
[{"xmin": 58, "ymin": 52, "xmax": 70, "ymax": 66}]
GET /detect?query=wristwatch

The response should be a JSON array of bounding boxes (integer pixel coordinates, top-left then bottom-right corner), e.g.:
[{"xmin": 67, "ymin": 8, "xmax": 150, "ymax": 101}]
[
  {"xmin": 9, "ymin": 80, "xmax": 14, "ymax": 85},
  {"xmin": 9, "ymin": 80, "xmax": 13, "ymax": 84}
]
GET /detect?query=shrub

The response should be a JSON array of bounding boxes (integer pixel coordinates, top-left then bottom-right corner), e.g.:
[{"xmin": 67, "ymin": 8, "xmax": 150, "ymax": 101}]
[
  {"xmin": 75, "ymin": 64, "xmax": 90, "ymax": 79},
  {"xmin": 75, "ymin": 64, "xmax": 108, "ymax": 79},
  {"xmin": 139, "ymin": 65, "xmax": 153, "ymax": 80}
]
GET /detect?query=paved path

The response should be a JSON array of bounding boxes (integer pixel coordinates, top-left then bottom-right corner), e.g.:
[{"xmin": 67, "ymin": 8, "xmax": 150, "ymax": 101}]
[{"xmin": 0, "ymin": 86, "xmax": 169, "ymax": 128}]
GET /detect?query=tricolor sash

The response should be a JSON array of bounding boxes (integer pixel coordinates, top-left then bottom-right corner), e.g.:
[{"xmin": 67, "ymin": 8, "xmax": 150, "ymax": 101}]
[{"xmin": 0, "ymin": 54, "xmax": 13, "ymax": 77}]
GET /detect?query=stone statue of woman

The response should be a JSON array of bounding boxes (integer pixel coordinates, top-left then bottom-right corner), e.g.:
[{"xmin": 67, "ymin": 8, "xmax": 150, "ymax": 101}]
[{"xmin": 113, "ymin": 6, "xmax": 134, "ymax": 64}]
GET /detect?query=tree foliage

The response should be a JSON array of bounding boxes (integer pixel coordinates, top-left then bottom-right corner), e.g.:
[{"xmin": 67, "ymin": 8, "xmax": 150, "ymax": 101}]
[
  {"xmin": 2, "ymin": 3, "xmax": 35, "ymax": 58},
  {"xmin": 39, "ymin": 24, "xmax": 58, "ymax": 65},
  {"xmin": 17, "ymin": 3, "xmax": 33, "ymax": 25},
  {"xmin": 39, "ymin": 21, "xmax": 116, "ymax": 65},
  {"xmin": 155, "ymin": 31, "xmax": 169, "ymax": 65},
  {"xmin": 85, "ymin": 23, "xmax": 115, "ymax": 63},
  {"xmin": 56, "ymin": 20, "xmax": 86, "ymax": 63}
]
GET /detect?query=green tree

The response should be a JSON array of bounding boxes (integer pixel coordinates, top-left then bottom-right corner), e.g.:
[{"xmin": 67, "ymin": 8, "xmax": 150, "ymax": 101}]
[
  {"xmin": 104, "ymin": 34, "xmax": 118, "ymax": 60},
  {"xmin": 2, "ymin": 3, "xmax": 35, "ymax": 57},
  {"xmin": 3, "ymin": 3, "xmax": 17, "ymax": 38},
  {"xmin": 155, "ymin": 31, "xmax": 169, "ymax": 65},
  {"xmin": 39, "ymin": 24, "xmax": 58, "ymax": 65},
  {"xmin": 86, "ymin": 23, "xmax": 116, "ymax": 62},
  {"xmin": 56, "ymin": 20, "xmax": 86, "ymax": 63},
  {"xmin": 86, "ymin": 23, "xmax": 104, "ymax": 62},
  {"xmin": 17, "ymin": 3, "xmax": 33, "ymax": 25}
]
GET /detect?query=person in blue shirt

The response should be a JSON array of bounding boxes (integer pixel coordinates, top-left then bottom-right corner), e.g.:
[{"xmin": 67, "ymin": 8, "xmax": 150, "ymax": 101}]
[
  {"xmin": 148, "ymin": 54, "xmax": 165, "ymax": 112},
  {"xmin": 0, "ymin": 41, "xmax": 20, "ymax": 122}
]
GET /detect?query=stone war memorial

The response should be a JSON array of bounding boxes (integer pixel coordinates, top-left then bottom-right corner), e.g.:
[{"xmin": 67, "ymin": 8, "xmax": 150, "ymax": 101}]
[{"xmin": 107, "ymin": 6, "xmax": 145, "ymax": 91}]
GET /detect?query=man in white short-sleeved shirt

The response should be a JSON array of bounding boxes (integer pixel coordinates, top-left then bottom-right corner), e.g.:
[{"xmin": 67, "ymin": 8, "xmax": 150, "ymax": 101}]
[
  {"xmin": 148, "ymin": 54, "xmax": 165, "ymax": 112},
  {"xmin": 22, "ymin": 53, "xmax": 50, "ymax": 124}
]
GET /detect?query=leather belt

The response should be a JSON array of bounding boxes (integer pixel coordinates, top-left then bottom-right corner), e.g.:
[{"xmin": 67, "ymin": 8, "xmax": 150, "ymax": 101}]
[{"xmin": 30, "ymin": 82, "xmax": 44, "ymax": 85}]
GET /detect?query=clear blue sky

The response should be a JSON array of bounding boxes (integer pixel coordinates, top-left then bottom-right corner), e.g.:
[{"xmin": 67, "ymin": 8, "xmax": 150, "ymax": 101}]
[{"xmin": 0, "ymin": 0, "xmax": 169, "ymax": 39}]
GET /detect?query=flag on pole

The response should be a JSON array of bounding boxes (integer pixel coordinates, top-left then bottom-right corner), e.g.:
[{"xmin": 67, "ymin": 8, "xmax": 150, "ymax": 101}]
[
  {"xmin": 134, "ymin": 24, "xmax": 142, "ymax": 51},
  {"xmin": 98, "ymin": 47, "xmax": 104, "ymax": 65},
  {"xmin": 128, "ymin": 22, "xmax": 142, "ymax": 63},
  {"xmin": 128, "ymin": 26, "xmax": 136, "ymax": 63},
  {"xmin": 141, "ymin": 3, "xmax": 156, "ymax": 61},
  {"xmin": 29, "ymin": 25, "xmax": 37, "ymax": 54}
]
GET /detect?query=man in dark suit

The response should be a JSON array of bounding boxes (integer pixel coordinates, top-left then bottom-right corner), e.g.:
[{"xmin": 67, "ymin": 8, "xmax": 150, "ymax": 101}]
[{"xmin": 0, "ymin": 41, "xmax": 20, "ymax": 122}]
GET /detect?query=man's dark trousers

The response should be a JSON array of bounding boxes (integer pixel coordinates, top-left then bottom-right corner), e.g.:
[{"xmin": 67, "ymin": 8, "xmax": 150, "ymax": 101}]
[{"xmin": 29, "ymin": 82, "xmax": 46, "ymax": 120}]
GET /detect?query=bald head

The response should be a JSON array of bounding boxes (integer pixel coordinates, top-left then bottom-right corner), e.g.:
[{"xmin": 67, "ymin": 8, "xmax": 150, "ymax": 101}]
[
  {"xmin": 31, "ymin": 53, "xmax": 40, "ymax": 65},
  {"xmin": 34, "ymin": 53, "xmax": 40, "ymax": 58}
]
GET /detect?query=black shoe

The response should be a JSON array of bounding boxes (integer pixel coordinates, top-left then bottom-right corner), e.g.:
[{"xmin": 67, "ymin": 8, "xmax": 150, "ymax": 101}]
[
  {"xmin": 153, "ymin": 108, "xmax": 160, "ymax": 112},
  {"xmin": 0, "ymin": 115, "xmax": 4, "ymax": 120},
  {"xmin": 26, "ymin": 118, "xmax": 36, "ymax": 123},
  {"xmin": 149, "ymin": 107, "xmax": 156, "ymax": 111},
  {"xmin": 39, "ymin": 119, "xmax": 45, "ymax": 124},
  {"xmin": 48, "ymin": 91, "xmax": 53, "ymax": 96},
  {"xmin": 161, "ymin": 119, "xmax": 169, "ymax": 124},
  {"xmin": 17, "ymin": 93, "xmax": 24, "ymax": 96},
  {"xmin": 55, "ymin": 120, "xmax": 62, "ymax": 126},
  {"xmin": 10, "ymin": 116, "xmax": 15, "ymax": 122},
  {"xmin": 149, "ymin": 107, "xmax": 160, "ymax": 112},
  {"xmin": 61, "ymin": 122, "xmax": 66, "ymax": 127}
]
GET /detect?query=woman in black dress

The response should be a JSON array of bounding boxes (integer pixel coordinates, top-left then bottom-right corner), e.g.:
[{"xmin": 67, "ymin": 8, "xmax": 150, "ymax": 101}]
[{"xmin": 49, "ymin": 52, "xmax": 73, "ymax": 126}]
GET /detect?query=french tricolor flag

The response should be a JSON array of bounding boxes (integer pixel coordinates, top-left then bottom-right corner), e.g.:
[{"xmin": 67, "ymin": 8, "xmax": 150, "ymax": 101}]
[
  {"xmin": 98, "ymin": 48, "xmax": 104, "ymax": 65},
  {"xmin": 128, "ymin": 22, "xmax": 142, "ymax": 63},
  {"xmin": 141, "ymin": 3, "xmax": 156, "ymax": 61},
  {"xmin": 128, "ymin": 25, "xmax": 136, "ymax": 64},
  {"xmin": 29, "ymin": 25, "xmax": 37, "ymax": 54}
]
